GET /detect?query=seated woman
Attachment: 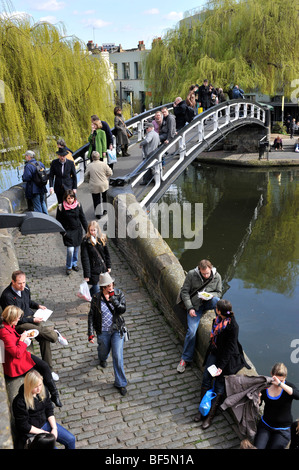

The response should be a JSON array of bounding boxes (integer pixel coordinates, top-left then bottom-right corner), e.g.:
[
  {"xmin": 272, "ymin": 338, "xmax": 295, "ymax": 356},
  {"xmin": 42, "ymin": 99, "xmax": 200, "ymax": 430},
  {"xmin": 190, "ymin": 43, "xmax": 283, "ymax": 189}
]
[
  {"xmin": 13, "ymin": 370, "xmax": 75, "ymax": 449},
  {"xmin": 254, "ymin": 362, "xmax": 299, "ymax": 449},
  {"xmin": 0, "ymin": 305, "xmax": 62, "ymax": 407},
  {"xmin": 194, "ymin": 299, "xmax": 250, "ymax": 429},
  {"xmin": 273, "ymin": 135, "xmax": 283, "ymax": 150}
]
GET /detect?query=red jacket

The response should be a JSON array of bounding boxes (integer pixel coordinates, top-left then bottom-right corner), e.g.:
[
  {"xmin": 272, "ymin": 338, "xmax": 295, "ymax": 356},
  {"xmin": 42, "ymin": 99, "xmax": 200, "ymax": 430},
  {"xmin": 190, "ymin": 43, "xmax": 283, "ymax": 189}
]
[{"xmin": 0, "ymin": 322, "xmax": 35, "ymax": 377}]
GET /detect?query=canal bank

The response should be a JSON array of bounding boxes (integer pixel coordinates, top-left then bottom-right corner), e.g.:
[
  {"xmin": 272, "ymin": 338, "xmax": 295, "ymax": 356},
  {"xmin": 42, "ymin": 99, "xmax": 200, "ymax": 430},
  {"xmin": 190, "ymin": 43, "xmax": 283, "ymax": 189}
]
[{"xmin": 0, "ymin": 138, "xmax": 298, "ymax": 449}]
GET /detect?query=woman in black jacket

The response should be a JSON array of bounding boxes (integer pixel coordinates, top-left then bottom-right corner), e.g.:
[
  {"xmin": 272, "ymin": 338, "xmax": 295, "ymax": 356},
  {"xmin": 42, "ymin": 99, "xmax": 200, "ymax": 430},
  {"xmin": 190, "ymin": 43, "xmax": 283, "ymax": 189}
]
[
  {"xmin": 88, "ymin": 272, "xmax": 128, "ymax": 396},
  {"xmin": 56, "ymin": 189, "xmax": 88, "ymax": 275},
  {"xmin": 81, "ymin": 220, "xmax": 111, "ymax": 296},
  {"xmin": 194, "ymin": 299, "xmax": 249, "ymax": 429},
  {"xmin": 12, "ymin": 370, "xmax": 75, "ymax": 449}
]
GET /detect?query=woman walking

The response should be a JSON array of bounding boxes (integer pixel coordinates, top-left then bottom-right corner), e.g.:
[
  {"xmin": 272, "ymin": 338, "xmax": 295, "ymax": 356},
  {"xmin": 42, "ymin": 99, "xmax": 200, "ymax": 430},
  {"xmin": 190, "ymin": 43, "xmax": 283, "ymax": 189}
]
[
  {"xmin": 56, "ymin": 189, "xmax": 88, "ymax": 275},
  {"xmin": 81, "ymin": 220, "xmax": 111, "ymax": 296},
  {"xmin": 84, "ymin": 150, "xmax": 113, "ymax": 219}
]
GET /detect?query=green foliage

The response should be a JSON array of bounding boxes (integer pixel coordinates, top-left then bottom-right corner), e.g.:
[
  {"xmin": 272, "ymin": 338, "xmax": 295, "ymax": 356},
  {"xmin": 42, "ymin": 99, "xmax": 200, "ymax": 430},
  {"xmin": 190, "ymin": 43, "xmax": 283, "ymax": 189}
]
[
  {"xmin": 145, "ymin": 0, "xmax": 299, "ymax": 106},
  {"xmin": 0, "ymin": 4, "xmax": 115, "ymax": 163}
]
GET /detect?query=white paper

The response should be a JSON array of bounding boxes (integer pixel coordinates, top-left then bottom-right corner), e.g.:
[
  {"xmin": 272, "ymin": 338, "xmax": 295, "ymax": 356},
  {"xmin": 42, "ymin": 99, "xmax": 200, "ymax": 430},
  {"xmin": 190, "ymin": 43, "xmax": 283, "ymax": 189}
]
[
  {"xmin": 33, "ymin": 308, "xmax": 53, "ymax": 321},
  {"xmin": 197, "ymin": 291, "xmax": 213, "ymax": 300},
  {"xmin": 207, "ymin": 364, "xmax": 218, "ymax": 377}
]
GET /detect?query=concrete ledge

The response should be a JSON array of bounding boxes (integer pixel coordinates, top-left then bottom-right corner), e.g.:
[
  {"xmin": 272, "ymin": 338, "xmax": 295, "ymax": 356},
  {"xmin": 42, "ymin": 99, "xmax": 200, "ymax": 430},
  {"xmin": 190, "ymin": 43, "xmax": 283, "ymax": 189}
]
[{"xmin": 111, "ymin": 193, "xmax": 257, "ymax": 375}]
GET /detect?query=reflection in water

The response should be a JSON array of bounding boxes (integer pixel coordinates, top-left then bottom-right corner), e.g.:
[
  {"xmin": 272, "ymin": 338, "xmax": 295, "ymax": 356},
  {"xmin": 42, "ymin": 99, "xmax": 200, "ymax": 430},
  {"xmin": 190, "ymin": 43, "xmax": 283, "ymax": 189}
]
[{"xmin": 160, "ymin": 163, "xmax": 299, "ymax": 416}]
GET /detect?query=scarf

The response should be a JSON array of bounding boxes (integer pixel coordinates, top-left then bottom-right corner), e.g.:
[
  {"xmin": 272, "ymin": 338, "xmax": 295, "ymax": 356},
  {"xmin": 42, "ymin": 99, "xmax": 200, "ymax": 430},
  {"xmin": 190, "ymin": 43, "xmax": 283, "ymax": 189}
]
[
  {"xmin": 210, "ymin": 315, "xmax": 231, "ymax": 348},
  {"xmin": 63, "ymin": 199, "xmax": 78, "ymax": 211}
]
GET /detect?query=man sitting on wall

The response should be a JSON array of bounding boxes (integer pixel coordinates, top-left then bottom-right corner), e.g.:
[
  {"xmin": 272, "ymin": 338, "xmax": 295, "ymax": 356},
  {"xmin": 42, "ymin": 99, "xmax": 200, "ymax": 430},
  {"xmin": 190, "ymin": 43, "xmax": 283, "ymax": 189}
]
[
  {"xmin": 177, "ymin": 259, "xmax": 222, "ymax": 374},
  {"xmin": 0, "ymin": 270, "xmax": 68, "ymax": 381}
]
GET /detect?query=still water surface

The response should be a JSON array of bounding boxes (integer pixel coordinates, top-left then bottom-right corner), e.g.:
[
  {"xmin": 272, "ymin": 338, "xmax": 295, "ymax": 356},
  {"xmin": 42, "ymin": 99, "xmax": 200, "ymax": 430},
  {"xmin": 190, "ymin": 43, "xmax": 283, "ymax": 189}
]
[{"xmin": 160, "ymin": 162, "xmax": 299, "ymax": 416}]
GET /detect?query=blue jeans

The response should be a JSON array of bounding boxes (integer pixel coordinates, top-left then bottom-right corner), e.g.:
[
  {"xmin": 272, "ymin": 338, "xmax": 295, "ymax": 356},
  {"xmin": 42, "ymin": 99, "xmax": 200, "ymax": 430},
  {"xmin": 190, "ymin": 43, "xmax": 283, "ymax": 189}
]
[
  {"xmin": 254, "ymin": 420, "xmax": 291, "ymax": 449},
  {"xmin": 201, "ymin": 352, "xmax": 225, "ymax": 395},
  {"xmin": 90, "ymin": 283, "xmax": 100, "ymax": 296},
  {"xmin": 181, "ymin": 297, "xmax": 219, "ymax": 362},
  {"xmin": 41, "ymin": 422, "xmax": 76, "ymax": 449},
  {"xmin": 32, "ymin": 193, "xmax": 48, "ymax": 214},
  {"xmin": 66, "ymin": 246, "xmax": 79, "ymax": 269},
  {"xmin": 97, "ymin": 330, "xmax": 127, "ymax": 388}
]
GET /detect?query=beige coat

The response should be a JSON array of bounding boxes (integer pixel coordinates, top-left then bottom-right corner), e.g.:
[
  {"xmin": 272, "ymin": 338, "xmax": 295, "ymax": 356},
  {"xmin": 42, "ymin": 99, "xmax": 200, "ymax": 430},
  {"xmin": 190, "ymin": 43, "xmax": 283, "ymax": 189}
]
[{"xmin": 84, "ymin": 160, "xmax": 113, "ymax": 194}]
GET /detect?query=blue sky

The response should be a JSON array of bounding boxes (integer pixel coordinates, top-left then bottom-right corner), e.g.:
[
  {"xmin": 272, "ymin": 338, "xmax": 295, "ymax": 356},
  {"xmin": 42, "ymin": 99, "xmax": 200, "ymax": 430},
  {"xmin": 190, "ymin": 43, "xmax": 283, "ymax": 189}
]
[{"xmin": 2, "ymin": 0, "xmax": 206, "ymax": 49}]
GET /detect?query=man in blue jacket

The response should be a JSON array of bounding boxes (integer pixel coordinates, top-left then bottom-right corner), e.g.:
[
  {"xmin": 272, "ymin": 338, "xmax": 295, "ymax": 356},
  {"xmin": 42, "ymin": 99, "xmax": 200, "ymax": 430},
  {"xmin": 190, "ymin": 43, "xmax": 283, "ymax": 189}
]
[
  {"xmin": 22, "ymin": 150, "xmax": 48, "ymax": 214},
  {"xmin": 232, "ymin": 85, "xmax": 245, "ymax": 99}
]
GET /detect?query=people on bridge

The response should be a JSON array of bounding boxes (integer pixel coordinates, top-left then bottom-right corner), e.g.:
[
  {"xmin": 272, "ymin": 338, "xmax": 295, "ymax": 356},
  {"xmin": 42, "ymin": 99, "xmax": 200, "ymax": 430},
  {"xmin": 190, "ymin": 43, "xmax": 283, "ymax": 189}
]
[
  {"xmin": 0, "ymin": 270, "xmax": 68, "ymax": 382},
  {"xmin": 113, "ymin": 106, "xmax": 130, "ymax": 157},
  {"xmin": 84, "ymin": 151, "xmax": 113, "ymax": 219},
  {"xmin": 159, "ymin": 107, "xmax": 176, "ymax": 145},
  {"xmin": 56, "ymin": 189, "xmax": 88, "ymax": 275},
  {"xmin": 254, "ymin": 362, "xmax": 299, "ymax": 449},
  {"xmin": 91, "ymin": 115, "xmax": 113, "ymax": 153},
  {"xmin": 208, "ymin": 84, "xmax": 218, "ymax": 107},
  {"xmin": 177, "ymin": 259, "xmax": 222, "ymax": 374},
  {"xmin": 139, "ymin": 122, "xmax": 160, "ymax": 159},
  {"xmin": 197, "ymin": 79, "xmax": 210, "ymax": 111},
  {"xmin": 81, "ymin": 220, "xmax": 112, "ymax": 296},
  {"xmin": 87, "ymin": 272, "xmax": 128, "ymax": 396},
  {"xmin": 173, "ymin": 97, "xmax": 189, "ymax": 130},
  {"xmin": 232, "ymin": 84, "xmax": 245, "ymax": 99},
  {"xmin": 49, "ymin": 148, "xmax": 77, "ymax": 204},
  {"xmin": 12, "ymin": 370, "xmax": 75, "ymax": 448},
  {"xmin": 87, "ymin": 117, "xmax": 107, "ymax": 163},
  {"xmin": 22, "ymin": 150, "xmax": 48, "ymax": 214},
  {"xmin": 153, "ymin": 110, "xmax": 163, "ymax": 134},
  {"xmin": 194, "ymin": 299, "xmax": 250, "ymax": 429},
  {"xmin": 0, "ymin": 306, "xmax": 62, "ymax": 408},
  {"xmin": 290, "ymin": 118, "xmax": 297, "ymax": 139},
  {"xmin": 186, "ymin": 85, "xmax": 197, "ymax": 110}
]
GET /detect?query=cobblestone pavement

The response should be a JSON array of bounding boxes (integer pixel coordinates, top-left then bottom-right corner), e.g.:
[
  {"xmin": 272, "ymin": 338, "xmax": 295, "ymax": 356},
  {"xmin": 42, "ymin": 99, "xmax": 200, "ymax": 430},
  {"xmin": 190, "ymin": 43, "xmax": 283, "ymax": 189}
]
[{"xmin": 13, "ymin": 228, "xmax": 242, "ymax": 451}]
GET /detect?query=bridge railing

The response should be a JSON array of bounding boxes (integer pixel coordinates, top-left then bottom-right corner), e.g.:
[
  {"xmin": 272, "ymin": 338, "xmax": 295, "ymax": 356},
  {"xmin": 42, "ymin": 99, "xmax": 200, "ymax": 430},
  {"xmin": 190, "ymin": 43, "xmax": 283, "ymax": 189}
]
[{"xmin": 112, "ymin": 99, "xmax": 269, "ymax": 208}]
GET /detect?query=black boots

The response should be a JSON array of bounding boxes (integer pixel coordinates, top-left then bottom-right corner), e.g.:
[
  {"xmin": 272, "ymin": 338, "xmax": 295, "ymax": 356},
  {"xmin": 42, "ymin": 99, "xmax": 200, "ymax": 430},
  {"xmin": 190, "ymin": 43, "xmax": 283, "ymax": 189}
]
[
  {"xmin": 201, "ymin": 394, "xmax": 222, "ymax": 429},
  {"xmin": 48, "ymin": 380, "xmax": 63, "ymax": 407},
  {"xmin": 122, "ymin": 145, "xmax": 130, "ymax": 157}
]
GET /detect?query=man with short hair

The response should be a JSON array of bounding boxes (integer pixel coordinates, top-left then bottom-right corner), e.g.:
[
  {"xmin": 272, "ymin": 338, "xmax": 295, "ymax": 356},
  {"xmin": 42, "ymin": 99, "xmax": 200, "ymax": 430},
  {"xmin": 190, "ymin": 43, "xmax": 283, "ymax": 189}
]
[
  {"xmin": 173, "ymin": 97, "xmax": 189, "ymax": 131},
  {"xmin": 49, "ymin": 148, "xmax": 77, "ymax": 203},
  {"xmin": 0, "ymin": 270, "xmax": 68, "ymax": 381},
  {"xmin": 159, "ymin": 107, "xmax": 176, "ymax": 145},
  {"xmin": 177, "ymin": 259, "xmax": 222, "ymax": 373},
  {"xmin": 140, "ymin": 122, "xmax": 160, "ymax": 158},
  {"xmin": 22, "ymin": 150, "xmax": 48, "ymax": 214},
  {"xmin": 197, "ymin": 79, "xmax": 210, "ymax": 111}
]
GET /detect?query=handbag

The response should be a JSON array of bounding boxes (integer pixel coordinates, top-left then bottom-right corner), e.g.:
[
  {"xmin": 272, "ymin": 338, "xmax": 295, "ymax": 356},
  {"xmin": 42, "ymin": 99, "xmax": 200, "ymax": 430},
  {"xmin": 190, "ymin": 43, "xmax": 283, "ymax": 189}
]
[
  {"xmin": 92, "ymin": 243, "xmax": 107, "ymax": 273},
  {"xmin": 107, "ymin": 148, "xmax": 117, "ymax": 164},
  {"xmin": 199, "ymin": 389, "xmax": 217, "ymax": 416},
  {"xmin": 127, "ymin": 129, "xmax": 133, "ymax": 138},
  {"xmin": 76, "ymin": 281, "xmax": 92, "ymax": 302}
]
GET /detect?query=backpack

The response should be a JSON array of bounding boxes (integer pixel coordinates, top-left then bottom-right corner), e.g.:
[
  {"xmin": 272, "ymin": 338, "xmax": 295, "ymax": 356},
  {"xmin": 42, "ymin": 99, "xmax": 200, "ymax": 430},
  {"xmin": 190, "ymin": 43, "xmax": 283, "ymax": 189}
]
[
  {"xmin": 186, "ymin": 106, "xmax": 196, "ymax": 123},
  {"xmin": 29, "ymin": 161, "xmax": 49, "ymax": 187}
]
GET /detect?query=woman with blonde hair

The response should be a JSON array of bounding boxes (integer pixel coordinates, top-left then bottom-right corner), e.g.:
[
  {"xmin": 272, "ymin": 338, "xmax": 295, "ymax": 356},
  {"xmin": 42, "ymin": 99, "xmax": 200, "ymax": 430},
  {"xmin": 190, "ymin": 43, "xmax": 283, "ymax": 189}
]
[
  {"xmin": 87, "ymin": 118, "xmax": 107, "ymax": 162},
  {"xmin": 12, "ymin": 370, "xmax": 75, "ymax": 448},
  {"xmin": 0, "ymin": 306, "xmax": 62, "ymax": 407},
  {"xmin": 81, "ymin": 220, "xmax": 111, "ymax": 296},
  {"xmin": 254, "ymin": 362, "xmax": 299, "ymax": 449}
]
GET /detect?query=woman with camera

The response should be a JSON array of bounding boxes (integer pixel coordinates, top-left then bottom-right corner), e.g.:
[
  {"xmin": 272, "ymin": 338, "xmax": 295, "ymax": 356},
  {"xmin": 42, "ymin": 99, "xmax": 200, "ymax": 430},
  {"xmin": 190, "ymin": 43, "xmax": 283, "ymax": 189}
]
[{"xmin": 87, "ymin": 272, "xmax": 128, "ymax": 396}]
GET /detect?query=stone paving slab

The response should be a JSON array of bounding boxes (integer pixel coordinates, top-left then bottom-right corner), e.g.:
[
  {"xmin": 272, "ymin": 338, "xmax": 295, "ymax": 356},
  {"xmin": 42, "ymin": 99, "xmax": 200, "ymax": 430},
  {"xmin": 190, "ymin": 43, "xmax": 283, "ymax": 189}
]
[{"xmin": 13, "ymin": 230, "xmax": 242, "ymax": 450}]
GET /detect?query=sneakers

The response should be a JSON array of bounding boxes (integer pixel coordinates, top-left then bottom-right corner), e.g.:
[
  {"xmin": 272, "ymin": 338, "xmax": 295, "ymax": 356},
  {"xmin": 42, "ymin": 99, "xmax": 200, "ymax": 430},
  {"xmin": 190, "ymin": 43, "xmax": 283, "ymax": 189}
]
[
  {"xmin": 66, "ymin": 269, "xmax": 72, "ymax": 275},
  {"xmin": 55, "ymin": 329, "xmax": 68, "ymax": 346},
  {"xmin": 72, "ymin": 265, "xmax": 79, "ymax": 272},
  {"xmin": 52, "ymin": 371, "xmax": 60, "ymax": 381},
  {"xmin": 177, "ymin": 359, "xmax": 187, "ymax": 373}
]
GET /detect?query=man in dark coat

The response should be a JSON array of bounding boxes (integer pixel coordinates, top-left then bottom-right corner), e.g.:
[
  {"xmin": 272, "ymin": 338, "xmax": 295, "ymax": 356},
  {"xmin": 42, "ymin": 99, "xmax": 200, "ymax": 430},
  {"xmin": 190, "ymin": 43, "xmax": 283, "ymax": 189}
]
[
  {"xmin": 197, "ymin": 79, "xmax": 210, "ymax": 111},
  {"xmin": 22, "ymin": 150, "xmax": 48, "ymax": 214},
  {"xmin": 173, "ymin": 97, "xmax": 189, "ymax": 130},
  {"xmin": 0, "ymin": 270, "xmax": 68, "ymax": 381},
  {"xmin": 49, "ymin": 148, "xmax": 77, "ymax": 203}
]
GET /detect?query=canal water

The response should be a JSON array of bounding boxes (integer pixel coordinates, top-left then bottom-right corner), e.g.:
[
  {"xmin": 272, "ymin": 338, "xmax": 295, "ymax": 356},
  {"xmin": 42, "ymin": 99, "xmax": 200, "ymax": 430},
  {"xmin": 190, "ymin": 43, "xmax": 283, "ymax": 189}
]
[{"xmin": 160, "ymin": 162, "xmax": 299, "ymax": 417}]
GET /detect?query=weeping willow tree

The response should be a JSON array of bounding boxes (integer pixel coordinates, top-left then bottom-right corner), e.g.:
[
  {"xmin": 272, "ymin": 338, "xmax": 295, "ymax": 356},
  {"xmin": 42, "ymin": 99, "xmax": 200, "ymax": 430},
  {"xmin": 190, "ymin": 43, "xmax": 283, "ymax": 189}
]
[
  {"xmin": 0, "ymin": 1, "xmax": 115, "ymax": 163},
  {"xmin": 145, "ymin": 0, "xmax": 299, "ymax": 105}
]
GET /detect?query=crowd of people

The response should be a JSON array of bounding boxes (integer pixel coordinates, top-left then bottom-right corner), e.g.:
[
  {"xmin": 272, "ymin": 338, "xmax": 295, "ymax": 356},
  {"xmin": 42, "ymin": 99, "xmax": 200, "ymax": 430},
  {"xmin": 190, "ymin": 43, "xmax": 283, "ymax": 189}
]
[{"xmin": 6, "ymin": 92, "xmax": 298, "ymax": 450}]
